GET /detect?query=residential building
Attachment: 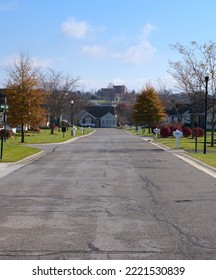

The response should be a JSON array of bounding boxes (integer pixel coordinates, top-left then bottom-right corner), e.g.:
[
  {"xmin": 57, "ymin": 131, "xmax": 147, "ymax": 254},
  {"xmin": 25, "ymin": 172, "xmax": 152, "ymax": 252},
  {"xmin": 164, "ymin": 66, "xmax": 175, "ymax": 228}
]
[{"xmin": 79, "ymin": 106, "xmax": 117, "ymax": 128}]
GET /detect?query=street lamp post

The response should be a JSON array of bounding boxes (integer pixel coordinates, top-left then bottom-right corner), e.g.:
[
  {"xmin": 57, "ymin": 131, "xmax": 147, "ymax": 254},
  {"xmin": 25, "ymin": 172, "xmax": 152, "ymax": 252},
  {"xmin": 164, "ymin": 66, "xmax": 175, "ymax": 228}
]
[
  {"xmin": 3, "ymin": 97, "xmax": 7, "ymax": 143},
  {"xmin": 204, "ymin": 71, "xmax": 210, "ymax": 154},
  {"xmin": 0, "ymin": 97, "xmax": 7, "ymax": 159},
  {"xmin": 71, "ymin": 100, "xmax": 74, "ymax": 136}
]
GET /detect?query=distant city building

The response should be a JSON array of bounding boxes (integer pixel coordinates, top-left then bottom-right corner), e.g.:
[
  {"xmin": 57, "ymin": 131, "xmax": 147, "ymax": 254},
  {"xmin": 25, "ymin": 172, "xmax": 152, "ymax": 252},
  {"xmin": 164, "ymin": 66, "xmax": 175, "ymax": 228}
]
[{"xmin": 96, "ymin": 85, "xmax": 127, "ymax": 102}]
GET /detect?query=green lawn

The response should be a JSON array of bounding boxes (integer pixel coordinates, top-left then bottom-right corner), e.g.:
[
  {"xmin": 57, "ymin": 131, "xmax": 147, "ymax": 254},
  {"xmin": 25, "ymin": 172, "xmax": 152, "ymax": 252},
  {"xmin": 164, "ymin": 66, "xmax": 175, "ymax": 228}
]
[
  {"xmin": 156, "ymin": 133, "xmax": 214, "ymax": 152},
  {"xmin": 0, "ymin": 127, "xmax": 93, "ymax": 162},
  {"xmin": 156, "ymin": 134, "xmax": 216, "ymax": 169},
  {"xmin": 124, "ymin": 127, "xmax": 155, "ymax": 137},
  {"xmin": 1, "ymin": 139, "xmax": 39, "ymax": 162},
  {"xmin": 188, "ymin": 153, "xmax": 216, "ymax": 168},
  {"xmin": 17, "ymin": 127, "xmax": 90, "ymax": 144}
]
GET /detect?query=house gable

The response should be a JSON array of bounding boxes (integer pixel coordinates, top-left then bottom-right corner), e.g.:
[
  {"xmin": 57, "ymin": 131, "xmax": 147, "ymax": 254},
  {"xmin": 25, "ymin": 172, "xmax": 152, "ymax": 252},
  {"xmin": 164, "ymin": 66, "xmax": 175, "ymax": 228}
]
[
  {"xmin": 100, "ymin": 112, "xmax": 115, "ymax": 120},
  {"xmin": 79, "ymin": 106, "xmax": 116, "ymax": 127},
  {"xmin": 100, "ymin": 112, "xmax": 116, "ymax": 127},
  {"xmin": 79, "ymin": 110, "xmax": 96, "ymax": 126}
]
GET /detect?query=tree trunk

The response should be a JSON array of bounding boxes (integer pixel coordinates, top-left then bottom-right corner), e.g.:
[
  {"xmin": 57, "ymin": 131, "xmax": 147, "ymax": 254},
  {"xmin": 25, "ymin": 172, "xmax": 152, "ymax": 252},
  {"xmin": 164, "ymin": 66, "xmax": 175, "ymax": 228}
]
[
  {"xmin": 50, "ymin": 124, "xmax": 54, "ymax": 135},
  {"xmin": 50, "ymin": 115, "xmax": 54, "ymax": 134},
  {"xmin": 21, "ymin": 124, "xmax": 25, "ymax": 143}
]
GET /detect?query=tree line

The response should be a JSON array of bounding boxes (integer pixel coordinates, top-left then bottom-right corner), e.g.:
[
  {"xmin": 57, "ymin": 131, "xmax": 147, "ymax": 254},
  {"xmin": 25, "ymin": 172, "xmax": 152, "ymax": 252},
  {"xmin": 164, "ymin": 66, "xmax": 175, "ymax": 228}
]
[
  {"xmin": 5, "ymin": 51, "xmax": 83, "ymax": 142},
  {"xmin": 4, "ymin": 41, "xmax": 216, "ymax": 145},
  {"xmin": 169, "ymin": 41, "xmax": 216, "ymax": 146},
  {"xmin": 119, "ymin": 41, "xmax": 216, "ymax": 148}
]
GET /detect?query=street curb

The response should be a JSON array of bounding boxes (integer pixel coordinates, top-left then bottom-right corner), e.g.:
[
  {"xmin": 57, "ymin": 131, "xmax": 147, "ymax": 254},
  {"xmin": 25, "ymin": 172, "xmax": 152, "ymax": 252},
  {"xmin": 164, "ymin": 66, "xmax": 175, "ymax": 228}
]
[
  {"xmin": 174, "ymin": 153, "xmax": 216, "ymax": 179},
  {"xmin": 0, "ymin": 130, "xmax": 96, "ymax": 178},
  {"xmin": 13, "ymin": 151, "xmax": 48, "ymax": 165},
  {"xmin": 142, "ymin": 137, "xmax": 216, "ymax": 179},
  {"xmin": 58, "ymin": 130, "xmax": 96, "ymax": 144}
]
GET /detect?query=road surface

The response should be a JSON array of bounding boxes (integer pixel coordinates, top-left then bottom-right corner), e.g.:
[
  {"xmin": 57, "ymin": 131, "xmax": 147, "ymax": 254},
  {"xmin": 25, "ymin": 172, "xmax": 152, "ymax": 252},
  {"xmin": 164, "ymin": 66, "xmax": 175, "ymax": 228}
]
[{"xmin": 0, "ymin": 128, "xmax": 216, "ymax": 259}]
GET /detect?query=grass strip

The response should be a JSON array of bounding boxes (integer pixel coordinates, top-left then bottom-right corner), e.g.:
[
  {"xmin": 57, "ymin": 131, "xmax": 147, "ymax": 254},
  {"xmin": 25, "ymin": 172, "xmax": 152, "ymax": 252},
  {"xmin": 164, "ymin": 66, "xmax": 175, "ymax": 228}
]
[{"xmin": 0, "ymin": 127, "xmax": 93, "ymax": 162}]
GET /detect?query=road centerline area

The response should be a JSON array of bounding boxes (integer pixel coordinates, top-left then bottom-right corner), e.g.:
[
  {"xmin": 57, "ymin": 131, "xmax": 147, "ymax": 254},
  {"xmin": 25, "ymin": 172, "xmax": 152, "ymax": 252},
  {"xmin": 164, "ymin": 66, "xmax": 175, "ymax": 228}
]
[{"xmin": 0, "ymin": 128, "xmax": 216, "ymax": 260}]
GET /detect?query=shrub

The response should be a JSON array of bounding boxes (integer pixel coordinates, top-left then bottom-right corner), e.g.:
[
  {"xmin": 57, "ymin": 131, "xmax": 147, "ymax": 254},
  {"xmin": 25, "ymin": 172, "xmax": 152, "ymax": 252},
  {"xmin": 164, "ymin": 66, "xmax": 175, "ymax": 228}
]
[
  {"xmin": 182, "ymin": 127, "xmax": 192, "ymax": 137},
  {"xmin": 0, "ymin": 129, "xmax": 13, "ymax": 139},
  {"xmin": 169, "ymin": 124, "xmax": 182, "ymax": 134},
  {"xmin": 160, "ymin": 126, "xmax": 171, "ymax": 137},
  {"xmin": 194, "ymin": 127, "xmax": 204, "ymax": 137}
]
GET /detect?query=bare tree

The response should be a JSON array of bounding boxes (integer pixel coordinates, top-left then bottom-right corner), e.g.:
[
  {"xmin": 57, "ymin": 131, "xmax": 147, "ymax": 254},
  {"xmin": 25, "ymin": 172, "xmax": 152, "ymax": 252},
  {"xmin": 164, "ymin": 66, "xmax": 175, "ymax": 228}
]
[
  {"xmin": 42, "ymin": 69, "xmax": 79, "ymax": 134},
  {"xmin": 169, "ymin": 41, "xmax": 216, "ymax": 145}
]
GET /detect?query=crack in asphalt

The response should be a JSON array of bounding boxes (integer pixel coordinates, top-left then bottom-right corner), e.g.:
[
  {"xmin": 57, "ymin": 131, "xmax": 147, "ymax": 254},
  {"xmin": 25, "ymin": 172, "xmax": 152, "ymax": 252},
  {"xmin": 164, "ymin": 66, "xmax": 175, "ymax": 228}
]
[
  {"xmin": 140, "ymin": 175, "xmax": 216, "ymax": 252},
  {"xmin": 87, "ymin": 242, "xmax": 100, "ymax": 252}
]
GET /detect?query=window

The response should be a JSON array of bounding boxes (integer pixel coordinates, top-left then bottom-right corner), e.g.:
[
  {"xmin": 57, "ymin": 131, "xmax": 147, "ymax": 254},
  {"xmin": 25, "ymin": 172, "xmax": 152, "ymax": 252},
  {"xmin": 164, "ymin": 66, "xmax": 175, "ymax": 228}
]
[{"xmin": 85, "ymin": 116, "xmax": 92, "ymax": 124}]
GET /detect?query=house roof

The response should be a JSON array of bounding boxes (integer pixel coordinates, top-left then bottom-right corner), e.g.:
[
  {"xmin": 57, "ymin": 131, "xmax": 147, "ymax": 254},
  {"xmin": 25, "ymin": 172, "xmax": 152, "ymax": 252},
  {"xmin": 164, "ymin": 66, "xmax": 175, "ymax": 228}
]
[
  {"xmin": 84, "ymin": 106, "xmax": 115, "ymax": 118},
  {"xmin": 166, "ymin": 103, "xmax": 192, "ymax": 116}
]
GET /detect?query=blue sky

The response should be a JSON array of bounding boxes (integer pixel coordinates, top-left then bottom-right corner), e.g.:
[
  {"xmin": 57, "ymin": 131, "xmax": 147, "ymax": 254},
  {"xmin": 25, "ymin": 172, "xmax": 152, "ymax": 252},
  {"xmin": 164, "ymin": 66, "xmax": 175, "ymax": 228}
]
[{"xmin": 1, "ymin": 0, "xmax": 216, "ymax": 92}]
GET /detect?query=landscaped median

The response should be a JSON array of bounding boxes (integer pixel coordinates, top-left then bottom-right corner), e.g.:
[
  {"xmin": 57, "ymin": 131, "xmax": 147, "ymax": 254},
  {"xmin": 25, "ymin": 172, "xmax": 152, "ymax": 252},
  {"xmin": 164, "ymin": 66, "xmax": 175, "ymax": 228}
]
[
  {"xmin": 123, "ymin": 127, "xmax": 216, "ymax": 169},
  {"xmin": 0, "ymin": 127, "xmax": 94, "ymax": 162}
]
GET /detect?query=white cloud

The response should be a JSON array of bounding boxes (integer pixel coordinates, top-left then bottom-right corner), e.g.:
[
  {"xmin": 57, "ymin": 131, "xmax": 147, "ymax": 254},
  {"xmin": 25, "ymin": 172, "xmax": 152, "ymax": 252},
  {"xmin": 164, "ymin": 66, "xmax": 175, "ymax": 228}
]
[
  {"xmin": 61, "ymin": 17, "xmax": 91, "ymax": 39},
  {"xmin": 32, "ymin": 57, "xmax": 53, "ymax": 68},
  {"xmin": 113, "ymin": 41, "xmax": 156, "ymax": 65},
  {"xmin": 60, "ymin": 18, "xmax": 157, "ymax": 66},
  {"xmin": 142, "ymin": 22, "xmax": 157, "ymax": 38},
  {"xmin": 0, "ymin": 54, "xmax": 53, "ymax": 71},
  {"xmin": 78, "ymin": 22, "xmax": 157, "ymax": 65},
  {"xmin": 113, "ymin": 22, "xmax": 157, "ymax": 64},
  {"xmin": 81, "ymin": 44, "xmax": 107, "ymax": 58},
  {"xmin": 0, "ymin": 54, "xmax": 17, "ymax": 69}
]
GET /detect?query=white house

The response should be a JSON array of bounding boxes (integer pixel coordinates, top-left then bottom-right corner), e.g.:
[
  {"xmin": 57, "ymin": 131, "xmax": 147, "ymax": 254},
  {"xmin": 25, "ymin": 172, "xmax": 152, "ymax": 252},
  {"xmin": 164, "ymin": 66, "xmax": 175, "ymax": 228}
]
[{"xmin": 79, "ymin": 106, "xmax": 117, "ymax": 128}]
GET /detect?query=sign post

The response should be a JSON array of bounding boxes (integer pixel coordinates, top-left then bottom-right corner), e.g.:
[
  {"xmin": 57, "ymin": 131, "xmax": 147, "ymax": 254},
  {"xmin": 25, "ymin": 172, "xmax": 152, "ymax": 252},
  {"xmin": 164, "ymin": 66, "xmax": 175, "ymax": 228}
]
[
  {"xmin": 72, "ymin": 126, "xmax": 76, "ymax": 137},
  {"xmin": 80, "ymin": 127, "xmax": 84, "ymax": 135},
  {"xmin": 173, "ymin": 129, "xmax": 183, "ymax": 149},
  {"xmin": 195, "ymin": 136, "xmax": 198, "ymax": 153},
  {"xmin": 0, "ymin": 133, "xmax": 3, "ymax": 159},
  {"xmin": 153, "ymin": 128, "xmax": 160, "ymax": 140},
  {"xmin": 61, "ymin": 126, "xmax": 66, "ymax": 138}
]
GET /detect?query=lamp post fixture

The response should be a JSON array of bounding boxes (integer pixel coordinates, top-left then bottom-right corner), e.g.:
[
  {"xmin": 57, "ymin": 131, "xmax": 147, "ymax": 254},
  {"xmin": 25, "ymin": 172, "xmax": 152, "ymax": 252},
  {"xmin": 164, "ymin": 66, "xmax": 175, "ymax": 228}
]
[
  {"xmin": 203, "ymin": 71, "xmax": 210, "ymax": 154},
  {"xmin": 71, "ymin": 100, "xmax": 74, "ymax": 136}
]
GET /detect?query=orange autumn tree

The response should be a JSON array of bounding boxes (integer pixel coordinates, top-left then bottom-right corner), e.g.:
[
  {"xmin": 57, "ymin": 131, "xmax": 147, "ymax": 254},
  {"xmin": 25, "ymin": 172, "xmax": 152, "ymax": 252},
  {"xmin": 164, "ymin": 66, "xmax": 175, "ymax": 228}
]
[
  {"xmin": 133, "ymin": 84, "xmax": 166, "ymax": 133},
  {"xmin": 6, "ymin": 51, "xmax": 47, "ymax": 142}
]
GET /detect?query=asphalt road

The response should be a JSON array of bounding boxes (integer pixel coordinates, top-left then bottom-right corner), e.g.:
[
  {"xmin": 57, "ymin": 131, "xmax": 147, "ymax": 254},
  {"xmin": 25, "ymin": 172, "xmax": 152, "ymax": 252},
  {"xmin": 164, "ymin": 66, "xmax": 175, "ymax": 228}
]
[{"xmin": 0, "ymin": 128, "xmax": 216, "ymax": 260}]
